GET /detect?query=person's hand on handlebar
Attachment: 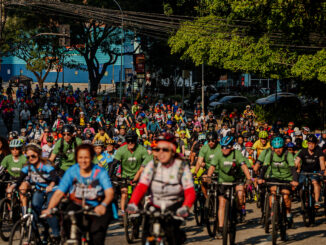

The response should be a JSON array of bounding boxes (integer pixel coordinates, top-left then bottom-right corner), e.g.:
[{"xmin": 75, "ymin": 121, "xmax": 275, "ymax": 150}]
[
  {"xmin": 94, "ymin": 204, "xmax": 106, "ymax": 216},
  {"xmin": 176, "ymin": 206, "xmax": 189, "ymax": 218},
  {"xmin": 126, "ymin": 203, "xmax": 139, "ymax": 214},
  {"xmin": 257, "ymin": 179, "xmax": 265, "ymax": 185}
]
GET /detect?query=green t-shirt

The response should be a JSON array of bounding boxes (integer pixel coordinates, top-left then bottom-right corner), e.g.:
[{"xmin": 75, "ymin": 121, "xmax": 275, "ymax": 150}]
[
  {"xmin": 258, "ymin": 148, "xmax": 272, "ymax": 163},
  {"xmin": 198, "ymin": 144, "xmax": 221, "ymax": 170},
  {"xmin": 263, "ymin": 151, "xmax": 294, "ymax": 181},
  {"xmin": 114, "ymin": 144, "xmax": 149, "ymax": 178},
  {"xmin": 211, "ymin": 149, "xmax": 246, "ymax": 183},
  {"xmin": 1, "ymin": 154, "xmax": 27, "ymax": 178},
  {"xmin": 52, "ymin": 137, "xmax": 83, "ymax": 171}
]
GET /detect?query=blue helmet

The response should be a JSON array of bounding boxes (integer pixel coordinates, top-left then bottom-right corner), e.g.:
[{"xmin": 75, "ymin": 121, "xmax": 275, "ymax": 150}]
[
  {"xmin": 271, "ymin": 137, "xmax": 284, "ymax": 149},
  {"xmin": 167, "ymin": 120, "xmax": 173, "ymax": 125},
  {"xmin": 220, "ymin": 136, "xmax": 234, "ymax": 148}
]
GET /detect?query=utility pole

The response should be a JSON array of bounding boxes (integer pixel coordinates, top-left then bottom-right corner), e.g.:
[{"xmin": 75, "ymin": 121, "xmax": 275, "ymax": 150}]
[{"xmin": 201, "ymin": 63, "xmax": 205, "ymax": 114}]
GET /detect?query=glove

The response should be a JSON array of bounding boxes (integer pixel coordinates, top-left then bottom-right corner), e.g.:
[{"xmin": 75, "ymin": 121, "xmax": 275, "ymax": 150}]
[
  {"xmin": 126, "ymin": 203, "xmax": 139, "ymax": 214},
  {"xmin": 176, "ymin": 206, "xmax": 189, "ymax": 218}
]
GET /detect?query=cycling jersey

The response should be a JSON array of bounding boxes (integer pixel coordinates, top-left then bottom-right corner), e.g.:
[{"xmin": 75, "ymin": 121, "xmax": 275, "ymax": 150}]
[
  {"xmin": 297, "ymin": 148, "xmax": 324, "ymax": 172},
  {"xmin": 93, "ymin": 133, "xmax": 111, "ymax": 144},
  {"xmin": 211, "ymin": 150, "xmax": 247, "ymax": 183},
  {"xmin": 253, "ymin": 140, "xmax": 271, "ymax": 157},
  {"xmin": 198, "ymin": 144, "xmax": 221, "ymax": 170},
  {"xmin": 114, "ymin": 144, "xmax": 149, "ymax": 179},
  {"xmin": 19, "ymin": 163, "xmax": 57, "ymax": 189},
  {"xmin": 0, "ymin": 155, "xmax": 27, "ymax": 178},
  {"xmin": 58, "ymin": 164, "xmax": 112, "ymax": 207},
  {"xmin": 263, "ymin": 151, "xmax": 295, "ymax": 181},
  {"xmin": 98, "ymin": 151, "xmax": 115, "ymax": 171}
]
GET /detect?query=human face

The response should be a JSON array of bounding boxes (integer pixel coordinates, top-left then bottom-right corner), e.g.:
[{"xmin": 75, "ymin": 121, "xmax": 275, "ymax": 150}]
[
  {"xmin": 47, "ymin": 142, "xmax": 53, "ymax": 147},
  {"xmin": 308, "ymin": 142, "xmax": 316, "ymax": 151},
  {"xmin": 155, "ymin": 141, "xmax": 174, "ymax": 164},
  {"xmin": 238, "ymin": 137, "xmax": 244, "ymax": 145},
  {"xmin": 94, "ymin": 146, "xmax": 103, "ymax": 155},
  {"xmin": 106, "ymin": 144, "xmax": 114, "ymax": 152},
  {"xmin": 77, "ymin": 149, "xmax": 92, "ymax": 172},
  {"xmin": 208, "ymin": 139, "xmax": 216, "ymax": 149},
  {"xmin": 120, "ymin": 128, "xmax": 126, "ymax": 135},
  {"xmin": 246, "ymin": 147, "xmax": 253, "ymax": 154},
  {"xmin": 274, "ymin": 148, "xmax": 283, "ymax": 156},
  {"xmin": 63, "ymin": 132, "xmax": 72, "ymax": 142},
  {"xmin": 221, "ymin": 147, "xmax": 232, "ymax": 156},
  {"xmin": 127, "ymin": 140, "xmax": 136, "ymax": 151},
  {"xmin": 260, "ymin": 138, "xmax": 267, "ymax": 146},
  {"xmin": 26, "ymin": 150, "xmax": 39, "ymax": 164},
  {"xmin": 10, "ymin": 147, "xmax": 21, "ymax": 157}
]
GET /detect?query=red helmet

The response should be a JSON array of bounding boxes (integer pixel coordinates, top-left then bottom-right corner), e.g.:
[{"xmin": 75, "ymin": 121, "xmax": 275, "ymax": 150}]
[
  {"xmin": 245, "ymin": 141, "xmax": 253, "ymax": 148},
  {"xmin": 156, "ymin": 133, "xmax": 177, "ymax": 148},
  {"xmin": 288, "ymin": 122, "xmax": 294, "ymax": 126}
]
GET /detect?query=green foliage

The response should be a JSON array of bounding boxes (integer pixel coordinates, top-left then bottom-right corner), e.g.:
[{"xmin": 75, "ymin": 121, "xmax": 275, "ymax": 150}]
[{"xmin": 169, "ymin": 0, "xmax": 326, "ymax": 83}]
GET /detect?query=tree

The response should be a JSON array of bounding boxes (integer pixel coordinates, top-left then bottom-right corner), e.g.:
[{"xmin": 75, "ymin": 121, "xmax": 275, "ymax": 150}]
[{"xmin": 169, "ymin": 0, "xmax": 326, "ymax": 82}]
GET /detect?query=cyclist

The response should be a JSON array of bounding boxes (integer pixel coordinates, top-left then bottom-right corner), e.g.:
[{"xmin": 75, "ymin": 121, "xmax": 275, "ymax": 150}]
[
  {"xmin": 42, "ymin": 136, "xmax": 55, "ymax": 158},
  {"xmin": 207, "ymin": 136, "xmax": 252, "ymax": 239},
  {"xmin": 98, "ymin": 139, "xmax": 116, "ymax": 171},
  {"xmin": 109, "ymin": 131, "xmax": 149, "ymax": 214},
  {"xmin": 43, "ymin": 144, "xmax": 114, "ymax": 245},
  {"xmin": 126, "ymin": 133, "xmax": 195, "ymax": 245},
  {"xmin": 258, "ymin": 137, "xmax": 299, "ymax": 227},
  {"xmin": 295, "ymin": 134, "xmax": 326, "ymax": 208},
  {"xmin": 7, "ymin": 144, "xmax": 60, "ymax": 241},
  {"xmin": 194, "ymin": 132, "xmax": 220, "ymax": 197},
  {"xmin": 92, "ymin": 127, "xmax": 111, "ymax": 145},
  {"xmin": 49, "ymin": 125, "xmax": 82, "ymax": 176},
  {"xmin": 253, "ymin": 130, "xmax": 271, "ymax": 157},
  {"xmin": 93, "ymin": 140, "xmax": 105, "ymax": 164}
]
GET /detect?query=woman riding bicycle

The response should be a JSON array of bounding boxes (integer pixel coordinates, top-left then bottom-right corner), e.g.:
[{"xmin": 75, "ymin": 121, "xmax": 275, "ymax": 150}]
[
  {"xmin": 43, "ymin": 143, "xmax": 114, "ymax": 245},
  {"xmin": 126, "ymin": 133, "xmax": 196, "ymax": 245},
  {"xmin": 7, "ymin": 143, "xmax": 60, "ymax": 241}
]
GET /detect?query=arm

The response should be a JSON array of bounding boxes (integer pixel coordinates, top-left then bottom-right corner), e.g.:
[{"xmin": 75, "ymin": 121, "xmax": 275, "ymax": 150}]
[
  {"xmin": 194, "ymin": 156, "xmax": 204, "ymax": 174},
  {"xmin": 133, "ymin": 166, "xmax": 144, "ymax": 182},
  {"xmin": 45, "ymin": 190, "xmax": 65, "ymax": 210},
  {"xmin": 207, "ymin": 165, "xmax": 216, "ymax": 177},
  {"xmin": 295, "ymin": 156, "xmax": 301, "ymax": 172}
]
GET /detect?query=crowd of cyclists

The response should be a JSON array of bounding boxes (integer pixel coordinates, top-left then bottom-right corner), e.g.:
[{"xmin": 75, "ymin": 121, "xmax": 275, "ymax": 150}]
[{"xmin": 0, "ymin": 83, "xmax": 325, "ymax": 244}]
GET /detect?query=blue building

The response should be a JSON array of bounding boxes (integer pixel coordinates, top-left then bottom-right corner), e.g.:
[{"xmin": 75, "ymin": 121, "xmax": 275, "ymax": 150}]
[{"xmin": 0, "ymin": 40, "xmax": 135, "ymax": 86}]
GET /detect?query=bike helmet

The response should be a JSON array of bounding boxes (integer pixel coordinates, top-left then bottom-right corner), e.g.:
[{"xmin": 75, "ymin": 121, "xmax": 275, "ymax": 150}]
[
  {"xmin": 306, "ymin": 134, "xmax": 318, "ymax": 144},
  {"xmin": 107, "ymin": 138, "xmax": 115, "ymax": 145},
  {"xmin": 259, "ymin": 130, "xmax": 268, "ymax": 139},
  {"xmin": 125, "ymin": 131, "xmax": 138, "ymax": 142},
  {"xmin": 233, "ymin": 144, "xmax": 242, "ymax": 151},
  {"xmin": 245, "ymin": 141, "xmax": 253, "ymax": 148},
  {"xmin": 271, "ymin": 137, "xmax": 284, "ymax": 149},
  {"xmin": 180, "ymin": 123, "xmax": 186, "ymax": 128},
  {"xmin": 93, "ymin": 140, "xmax": 104, "ymax": 147},
  {"xmin": 250, "ymin": 126, "xmax": 255, "ymax": 131},
  {"xmin": 242, "ymin": 132, "xmax": 249, "ymax": 138},
  {"xmin": 167, "ymin": 120, "xmax": 173, "ymax": 125},
  {"xmin": 62, "ymin": 125, "xmax": 74, "ymax": 134},
  {"xmin": 302, "ymin": 127, "xmax": 310, "ymax": 132},
  {"xmin": 198, "ymin": 134, "xmax": 206, "ymax": 141},
  {"xmin": 156, "ymin": 133, "xmax": 177, "ymax": 148},
  {"xmin": 206, "ymin": 132, "xmax": 218, "ymax": 141},
  {"xmin": 286, "ymin": 142, "xmax": 295, "ymax": 148},
  {"xmin": 302, "ymin": 140, "xmax": 308, "ymax": 148},
  {"xmin": 220, "ymin": 136, "xmax": 234, "ymax": 148},
  {"xmin": 294, "ymin": 131, "xmax": 302, "ymax": 136},
  {"xmin": 9, "ymin": 139, "xmax": 23, "ymax": 148},
  {"xmin": 21, "ymin": 128, "xmax": 26, "ymax": 133}
]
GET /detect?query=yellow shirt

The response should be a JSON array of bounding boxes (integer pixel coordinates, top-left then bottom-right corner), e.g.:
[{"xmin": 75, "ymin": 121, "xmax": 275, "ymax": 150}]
[
  {"xmin": 94, "ymin": 133, "xmax": 111, "ymax": 144},
  {"xmin": 253, "ymin": 140, "xmax": 271, "ymax": 157}
]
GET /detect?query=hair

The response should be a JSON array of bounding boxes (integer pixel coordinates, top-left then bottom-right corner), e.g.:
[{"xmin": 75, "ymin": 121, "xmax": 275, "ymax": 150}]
[
  {"xmin": 74, "ymin": 143, "xmax": 96, "ymax": 162},
  {"xmin": 0, "ymin": 137, "xmax": 10, "ymax": 156}
]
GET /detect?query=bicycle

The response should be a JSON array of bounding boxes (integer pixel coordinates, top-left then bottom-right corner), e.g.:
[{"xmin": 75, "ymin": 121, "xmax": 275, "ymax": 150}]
[
  {"xmin": 133, "ymin": 203, "xmax": 184, "ymax": 245},
  {"xmin": 8, "ymin": 185, "xmax": 51, "ymax": 245},
  {"xmin": 299, "ymin": 172, "xmax": 321, "ymax": 227},
  {"xmin": 40, "ymin": 205, "xmax": 99, "ymax": 245},
  {"xmin": 0, "ymin": 180, "xmax": 21, "ymax": 241},
  {"xmin": 193, "ymin": 177, "xmax": 205, "ymax": 226},
  {"xmin": 205, "ymin": 175, "xmax": 219, "ymax": 237},
  {"xmin": 220, "ymin": 182, "xmax": 242, "ymax": 245},
  {"xmin": 266, "ymin": 182, "xmax": 292, "ymax": 245}
]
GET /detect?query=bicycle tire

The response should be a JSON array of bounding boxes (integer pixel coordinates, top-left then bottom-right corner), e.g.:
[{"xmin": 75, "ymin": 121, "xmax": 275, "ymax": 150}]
[
  {"xmin": 222, "ymin": 199, "xmax": 230, "ymax": 245},
  {"xmin": 206, "ymin": 194, "xmax": 217, "ymax": 237},
  {"xmin": 264, "ymin": 193, "xmax": 270, "ymax": 233},
  {"xmin": 300, "ymin": 189, "xmax": 310, "ymax": 227},
  {"xmin": 8, "ymin": 218, "xmax": 31, "ymax": 245},
  {"xmin": 0, "ymin": 198, "xmax": 13, "ymax": 241},
  {"xmin": 256, "ymin": 189, "xmax": 261, "ymax": 209},
  {"xmin": 308, "ymin": 187, "xmax": 316, "ymax": 225},
  {"xmin": 194, "ymin": 196, "xmax": 201, "ymax": 226},
  {"xmin": 229, "ymin": 199, "xmax": 237, "ymax": 245},
  {"xmin": 124, "ymin": 212, "xmax": 135, "ymax": 244},
  {"xmin": 271, "ymin": 200, "xmax": 279, "ymax": 245},
  {"xmin": 280, "ymin": 201, "xmax": 287, "ymax": 242}
]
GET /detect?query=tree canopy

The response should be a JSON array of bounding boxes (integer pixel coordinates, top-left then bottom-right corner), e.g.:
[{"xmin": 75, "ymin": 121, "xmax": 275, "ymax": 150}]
[{"xmin": 169, "ymin": 0, "xmax": 326, "ymax": 82}]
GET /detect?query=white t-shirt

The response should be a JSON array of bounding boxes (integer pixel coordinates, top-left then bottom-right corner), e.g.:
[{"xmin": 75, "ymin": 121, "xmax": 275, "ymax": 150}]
[
  {"xmin": 20, "ymin": 110, "xmax": 30, "ymax": 121},
  {"xmin": 42, "ymin": 144, "xmax": 54, "ymax": 158}
]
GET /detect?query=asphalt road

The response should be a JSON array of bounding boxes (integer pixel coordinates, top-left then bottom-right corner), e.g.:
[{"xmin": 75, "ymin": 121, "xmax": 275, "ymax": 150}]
[{"xmin": 105, "ymin": 202, "xmax": 326, "ymax": 245}]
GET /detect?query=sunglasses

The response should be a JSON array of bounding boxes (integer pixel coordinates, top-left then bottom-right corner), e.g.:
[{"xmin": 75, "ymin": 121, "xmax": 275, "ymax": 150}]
[
  {"xmin": 10, "ymin": 147, "xmax": 21, "ymax": 151},
  {"xmin": 126, "ymin": 140, "xmax": 136, "ymax": 144},
  {"xmin": 44, "ymin": 131, "xmax": 49, "ymax": 133},
  {"xmin": 152, "ymin": 147, "xmax": 171, "ymax": 153},
  {"xmin": 63, "ymin": 133, "xmax": 71, "ymax": 136},
  {"xmin": 27, "ymin": 155, "xmax": 38, "ymax": 160}
]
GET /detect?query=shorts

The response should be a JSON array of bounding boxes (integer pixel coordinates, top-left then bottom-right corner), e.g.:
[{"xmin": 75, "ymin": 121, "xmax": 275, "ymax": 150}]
[
  {"xmin": 266, "ymin": 178, "xmax": 292, "ymax": 191},
  {"xmin": 218, "ymin": 181, "xmax": 244, "ymax": 197},
  {"xmin": 299, "ymin": 173, "xmax": 321, "ymax": 184}
]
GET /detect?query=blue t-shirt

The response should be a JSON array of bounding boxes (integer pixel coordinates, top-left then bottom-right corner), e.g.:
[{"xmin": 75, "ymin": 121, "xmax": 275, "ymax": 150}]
[
  {"xmin": 21, "ymin": 163, "xmax": 57, "ymax": 190},
  {"xmin": 58, "ymin": 163, "xmax": 112, "ymax": 207}
]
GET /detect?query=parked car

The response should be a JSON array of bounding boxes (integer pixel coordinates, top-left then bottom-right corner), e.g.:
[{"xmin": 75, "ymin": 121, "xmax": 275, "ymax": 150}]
[
  {"xmin": 255, "ymin": 92, "xmax": 302, "ymax": 108},
  {"xmin": 208, "ymin": 96, "xmax": 250, "ymax": 114},
  {"xmin": 208, "ymin": 93, "xmax": 228, "ymax": 103}
]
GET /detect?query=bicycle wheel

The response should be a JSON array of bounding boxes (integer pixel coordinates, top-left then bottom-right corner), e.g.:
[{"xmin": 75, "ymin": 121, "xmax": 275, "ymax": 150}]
[
  {"xmin": 124, "ymin": 212, "xmax": 135, "ymax": 243},
  {"xmin": 222, "ymin": 199, "xmax": 230, "ymax": 245},
  {"xmin": 300, "ymin": 189, "xmax": 310, "ymax": 227},
  {"xmin": 264, "ymin": 193, "xmax": 270, "ymax": 233},
  {"xmin": 229, "ymin": 199, "xmax": 237, "ymax": 245},
  {"xmin": 271, "ymin": 201, "xmax": 279, "ymax": 245},
  {"xmin": 194, "ymin": 196, "xmax": 202, "ymax": 226},
  {"xmin": 206, "ymin": 195, "xmax": 217, "ymax": 237},
  {"xmin": 280, "ymin": 202, "xmax": 287, "ymax": 242},
  {"xmin": 0, "ymin": 198, "xmax": 13, "ymax": 241},
  {"xmin": 8, "ymin": 218, "xmax": 31, "ymax": 245}
]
